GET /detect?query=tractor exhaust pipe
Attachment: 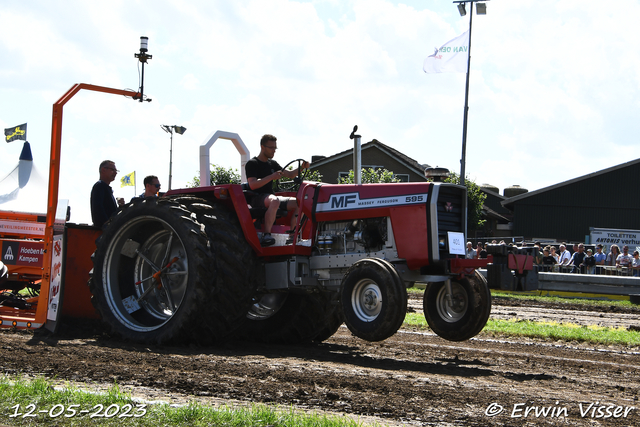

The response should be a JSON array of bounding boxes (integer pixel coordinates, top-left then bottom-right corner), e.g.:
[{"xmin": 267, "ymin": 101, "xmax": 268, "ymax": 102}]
[{"xmin": 350, "ymin": 125, "xmax": 362, "ymax": 185}]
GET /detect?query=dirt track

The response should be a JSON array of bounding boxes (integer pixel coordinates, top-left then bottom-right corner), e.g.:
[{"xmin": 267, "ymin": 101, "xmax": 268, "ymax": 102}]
[{"xmin": 1, "ymin": 296, "xmax": 639, "ymax": 426}]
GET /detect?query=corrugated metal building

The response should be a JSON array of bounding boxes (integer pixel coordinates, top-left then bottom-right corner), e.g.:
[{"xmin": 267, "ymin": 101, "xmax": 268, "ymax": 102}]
[{"xmin": 502, "ymin": 159, "xmax": 640, "ymax": 242}]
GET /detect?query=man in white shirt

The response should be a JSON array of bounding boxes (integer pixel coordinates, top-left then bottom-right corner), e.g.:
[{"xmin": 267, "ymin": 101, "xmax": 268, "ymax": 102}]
[
  {"xmin": 558, "ymin": 244, "xmax": 572, "ymax": 266},
  {"xmin": 465, "ymin": 242, "xmax": 476, "ymax": 259},
  {"xmin": 616, "ymin": 245, "xmax": 633, "ymax": 268}
]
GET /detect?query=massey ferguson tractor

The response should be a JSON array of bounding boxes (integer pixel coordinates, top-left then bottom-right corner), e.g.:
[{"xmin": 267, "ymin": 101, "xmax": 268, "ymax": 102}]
[
  {"xmin": 1, "ymin": 82, "xmax": 492, "ymax": 346},
  {"xmin": 84, "ymin": 128, "xmax": 491, "ymax": 346}
]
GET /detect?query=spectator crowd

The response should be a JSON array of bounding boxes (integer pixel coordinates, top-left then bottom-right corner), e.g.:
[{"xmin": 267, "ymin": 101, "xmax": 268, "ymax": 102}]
[{"xmin": 466, "ymin": 240, "xmax": 640, "ymax": 276}]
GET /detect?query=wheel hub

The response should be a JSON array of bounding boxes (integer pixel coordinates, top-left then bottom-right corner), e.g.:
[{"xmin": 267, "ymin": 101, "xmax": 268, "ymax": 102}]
[
  {"xmin": 436, "ymin": 282, "xmax": 468, "ymax": 323},
  {"xmin": 103, "ymin": 216, "xmax": 189, "ymax": 332},
  {"xmin": 352, "ymin": 279, "xmax": 382, "ymax": 322}
]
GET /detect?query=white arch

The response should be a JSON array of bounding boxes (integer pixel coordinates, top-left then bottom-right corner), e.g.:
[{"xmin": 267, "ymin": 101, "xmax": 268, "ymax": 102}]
[{"xmin": 199, "ymin": 131, "xmax": 250, "ymax": 187}]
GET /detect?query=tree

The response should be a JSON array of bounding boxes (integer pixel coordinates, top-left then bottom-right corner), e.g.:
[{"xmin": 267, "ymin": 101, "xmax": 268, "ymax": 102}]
[
  {"xmin": 337, "ymin": 168, "xmax": 400, "ymax": 184},
  {"xmin": 187, "ymin": 164, "xmax": 241, "ymax": 187},
  {"xmin": 187, "ymin": 164, "xmax": 322, "ymax": 189},
  {"xmin": 441, "ymin": 172, "xmax": 487, "ymax": 232}
]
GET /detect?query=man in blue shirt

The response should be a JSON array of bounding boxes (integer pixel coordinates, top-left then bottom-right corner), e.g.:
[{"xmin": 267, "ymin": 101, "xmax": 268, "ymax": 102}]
[{"xmin": 593, "ymin": 244, "xmax": 607, "ymax": 274}]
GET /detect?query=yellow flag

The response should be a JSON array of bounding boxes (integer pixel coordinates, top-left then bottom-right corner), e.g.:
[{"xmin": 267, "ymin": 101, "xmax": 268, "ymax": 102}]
[{"xmin": 120, "ymin": 171, "xmax": 135, "ymax": 187}]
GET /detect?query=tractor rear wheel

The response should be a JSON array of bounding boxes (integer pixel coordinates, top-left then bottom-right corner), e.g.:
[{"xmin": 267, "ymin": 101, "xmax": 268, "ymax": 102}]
[
  {"xmin": 90, "ymin": 197, "xmax": 257, "ymax": 345},
  {"xmin": 170, "ymin": 196, "xmax": 261, "ymax": 341},
  {"xmin": 340, "ymin": 258, "xmax": 407, "ymax": 342},
  {"xmin": 312, "ymin": 300, "xmax": 344, "ymax": 343},
  {"xmin": 423, "ymin": 275, "xmax": 491, "ymax": 342},
  {"xmin": 238, "ymin": 291, "xmax": 341, "ymax": 344}
]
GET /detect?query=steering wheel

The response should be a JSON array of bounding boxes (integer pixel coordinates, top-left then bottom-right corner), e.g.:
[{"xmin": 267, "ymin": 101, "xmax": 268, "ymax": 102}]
[{"xmin": 276, "ymin": 158, "xmax": 309, "ymax": 192}]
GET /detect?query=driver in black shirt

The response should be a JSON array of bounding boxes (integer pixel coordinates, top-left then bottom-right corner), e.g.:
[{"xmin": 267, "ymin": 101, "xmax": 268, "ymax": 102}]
[{"xmin": 245, "ymin": 134, "xmax": 309, "ymax": 246}]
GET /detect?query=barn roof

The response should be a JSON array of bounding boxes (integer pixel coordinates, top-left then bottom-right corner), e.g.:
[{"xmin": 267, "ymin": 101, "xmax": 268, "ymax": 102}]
[{"xmin": 502, "ymin": 158, "xmax": 640, "ymax": 207}]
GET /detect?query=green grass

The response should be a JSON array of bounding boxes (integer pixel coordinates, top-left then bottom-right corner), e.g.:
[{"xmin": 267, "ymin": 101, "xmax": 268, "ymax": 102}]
[
  {"xmin": 0, "ymin": 376, "xmax": 374, "ymax": 427},
  {"xmin": 404, "ymin": 313, "xmax": 640, "ymax": 346},
  {"xmin": 490, "ymin": 290, "xmax": 637, "ymax": 309},
  {"xmin": 409, "ymin": 286, "xmax": 638, "ymax": 309}
]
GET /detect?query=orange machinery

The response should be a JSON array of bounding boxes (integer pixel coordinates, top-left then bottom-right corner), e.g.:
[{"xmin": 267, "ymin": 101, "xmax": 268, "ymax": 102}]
[{"xmin": 0, "ymin": 84, "xmax": 146, "ymax": 332}]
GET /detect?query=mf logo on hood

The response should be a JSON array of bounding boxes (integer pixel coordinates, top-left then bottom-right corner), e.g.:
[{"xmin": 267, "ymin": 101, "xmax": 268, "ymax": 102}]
[
  {"xmin": 445, "ymin": 202, "xmax": 453, "ymax": 212},
  {"xmin": 316, "ymin": 192, "xmax": 428, "ymax": 212}
]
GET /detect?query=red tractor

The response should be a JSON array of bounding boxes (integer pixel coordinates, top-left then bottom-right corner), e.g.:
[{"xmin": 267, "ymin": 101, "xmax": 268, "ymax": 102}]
[
  {"xmin": 1, "ymin": 82, "xmax": 490, "ymax": 345},
  {"xmin": 87, "ymin": 127, "xmax": 491, "ymax": 345}
]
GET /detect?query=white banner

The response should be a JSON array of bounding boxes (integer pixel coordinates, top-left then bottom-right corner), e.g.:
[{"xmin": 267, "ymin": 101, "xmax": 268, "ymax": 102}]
[
  {"xmin": 423, "ymin": 30, "xmax": 469, "ymax": 74},
  {"xmin": 47, "ymin": 234, "xmax": 64, "ymax": 321},
  {"xmin": 0, "ymin": 219, "xmax": 45, "ymax": 237}
]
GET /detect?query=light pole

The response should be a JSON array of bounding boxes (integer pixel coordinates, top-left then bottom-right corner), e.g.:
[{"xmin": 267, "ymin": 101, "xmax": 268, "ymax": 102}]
[
  {"xmin": 161, "ymin": 125, "xmax": 187, "ymax": 190},
  {"xmin": 453, "ymin": 0, "xmax": 487, "ymax": 186},
  {"xmin": 134, "ymin": 36, "xmax": 153, "ymax": 103}
]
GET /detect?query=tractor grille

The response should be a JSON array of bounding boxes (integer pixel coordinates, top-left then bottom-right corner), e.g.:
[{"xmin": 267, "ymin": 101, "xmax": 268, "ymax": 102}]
[{"xmin": 436, "ymin": 184, "xmax": 466, "ymax": 235}]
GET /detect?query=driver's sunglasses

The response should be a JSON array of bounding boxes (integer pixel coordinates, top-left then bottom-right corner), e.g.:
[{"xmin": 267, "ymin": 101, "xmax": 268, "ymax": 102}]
[
  {"xmin": 264, "ymin": 145, "xmax": 277, "ymax": 150},
  {"xmin": 154, "ymin": 184, "xmax": 161, "ymax": 188}
]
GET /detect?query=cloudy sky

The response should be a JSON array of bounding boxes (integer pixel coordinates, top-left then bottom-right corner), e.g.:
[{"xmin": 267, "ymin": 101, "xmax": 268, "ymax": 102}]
[{"xmin": 1, "ymin": 0, "xmax": 639, "ymax": 223}]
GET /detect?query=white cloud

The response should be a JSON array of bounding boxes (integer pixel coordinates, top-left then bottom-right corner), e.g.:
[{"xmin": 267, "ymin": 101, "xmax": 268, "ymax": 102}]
[{"xmin": 1, "ymin": 0, "xmax": 640, "ymax": 222}]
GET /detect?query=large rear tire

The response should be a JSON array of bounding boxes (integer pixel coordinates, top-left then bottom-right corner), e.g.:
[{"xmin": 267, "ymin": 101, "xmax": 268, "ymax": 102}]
[
  {"xmin": 340, "ymin": 258, "xmax": 407, "ymax": 342},
  {"xmin": 170, "ymin": 196, "xmax": 261, "ymax": 341},
  {"xmin": 90, "ymin": 197, "xmax": 257, "ymax": 345},
  {"xmin": 312, "ymin": 300, "xmax": 344, "ymax": 343},
  {"xmin": 423, "ymin": 275, "xmax": 491, "ymax": 342},
  {"xmin": 238, "ymin": 291, "xmax": 341, "ymax": 344}
]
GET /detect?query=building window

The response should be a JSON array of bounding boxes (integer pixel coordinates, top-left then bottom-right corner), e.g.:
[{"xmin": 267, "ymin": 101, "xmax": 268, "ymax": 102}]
[{"xmin": 394, "ymin": 174, "xmax": 409, "ymax": 182}]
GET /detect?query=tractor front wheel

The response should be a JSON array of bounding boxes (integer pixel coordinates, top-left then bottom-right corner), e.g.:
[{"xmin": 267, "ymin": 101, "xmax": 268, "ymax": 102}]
[
  {"xmin": 423, "ymin": 275, "xmax": 491, "ymax": 342},
  {"xmin": 340, "ymin": 258, "xmax": 407, "ymax": 342}
]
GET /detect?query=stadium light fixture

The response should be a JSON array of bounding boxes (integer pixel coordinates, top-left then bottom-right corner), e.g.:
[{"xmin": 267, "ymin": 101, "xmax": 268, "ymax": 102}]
[{"xmin": 161, "ymin": 125, "xmax": 187, "ymax": 190}]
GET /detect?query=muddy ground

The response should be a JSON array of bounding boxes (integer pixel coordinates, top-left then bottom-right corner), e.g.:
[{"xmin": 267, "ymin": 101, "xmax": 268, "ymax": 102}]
[{"xmin": 1, "ymin": 295, "xmax": 640, "ymax": 426}]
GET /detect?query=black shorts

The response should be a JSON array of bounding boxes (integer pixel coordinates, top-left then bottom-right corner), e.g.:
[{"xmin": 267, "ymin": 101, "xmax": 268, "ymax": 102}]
[{"xmin": 250, "ymin": 193, "xmax": 294, "ymax": 211}]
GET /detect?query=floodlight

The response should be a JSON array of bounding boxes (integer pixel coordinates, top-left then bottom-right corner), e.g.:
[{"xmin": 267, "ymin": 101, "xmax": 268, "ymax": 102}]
[
  {"xmin": 476, "ymin": 3, "xmax": 487, "ymax": 14},
  {"xmin": 457, "ymin": 3, "xmax": 466, "ymax": 16}
]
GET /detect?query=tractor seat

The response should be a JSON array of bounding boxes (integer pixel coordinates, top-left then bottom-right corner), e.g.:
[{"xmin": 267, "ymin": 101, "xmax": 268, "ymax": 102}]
[{"xmin": 241, "ymin": 183, "xmax": 288, "ymax": 229}]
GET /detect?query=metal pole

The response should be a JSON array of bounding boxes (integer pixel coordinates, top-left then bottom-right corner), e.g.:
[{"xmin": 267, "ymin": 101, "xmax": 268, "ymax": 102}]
[
  {"xmin": 168, "ymin": 131, "xmax": 173, "ymax": 190},
  {"xmin": 349, "ymin": 125, "xmax": 362, "ymax": 184},
  {"xmin": 354, "ymin": 135, "xmax": 362, "ymax": 185},
  {"xmin": 459, "ymin": 2, "xmax": 473, "ymax": 187},
  {"xmin": 139, "ymin": 61, "xmax": 145, "ymax": 103}
]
